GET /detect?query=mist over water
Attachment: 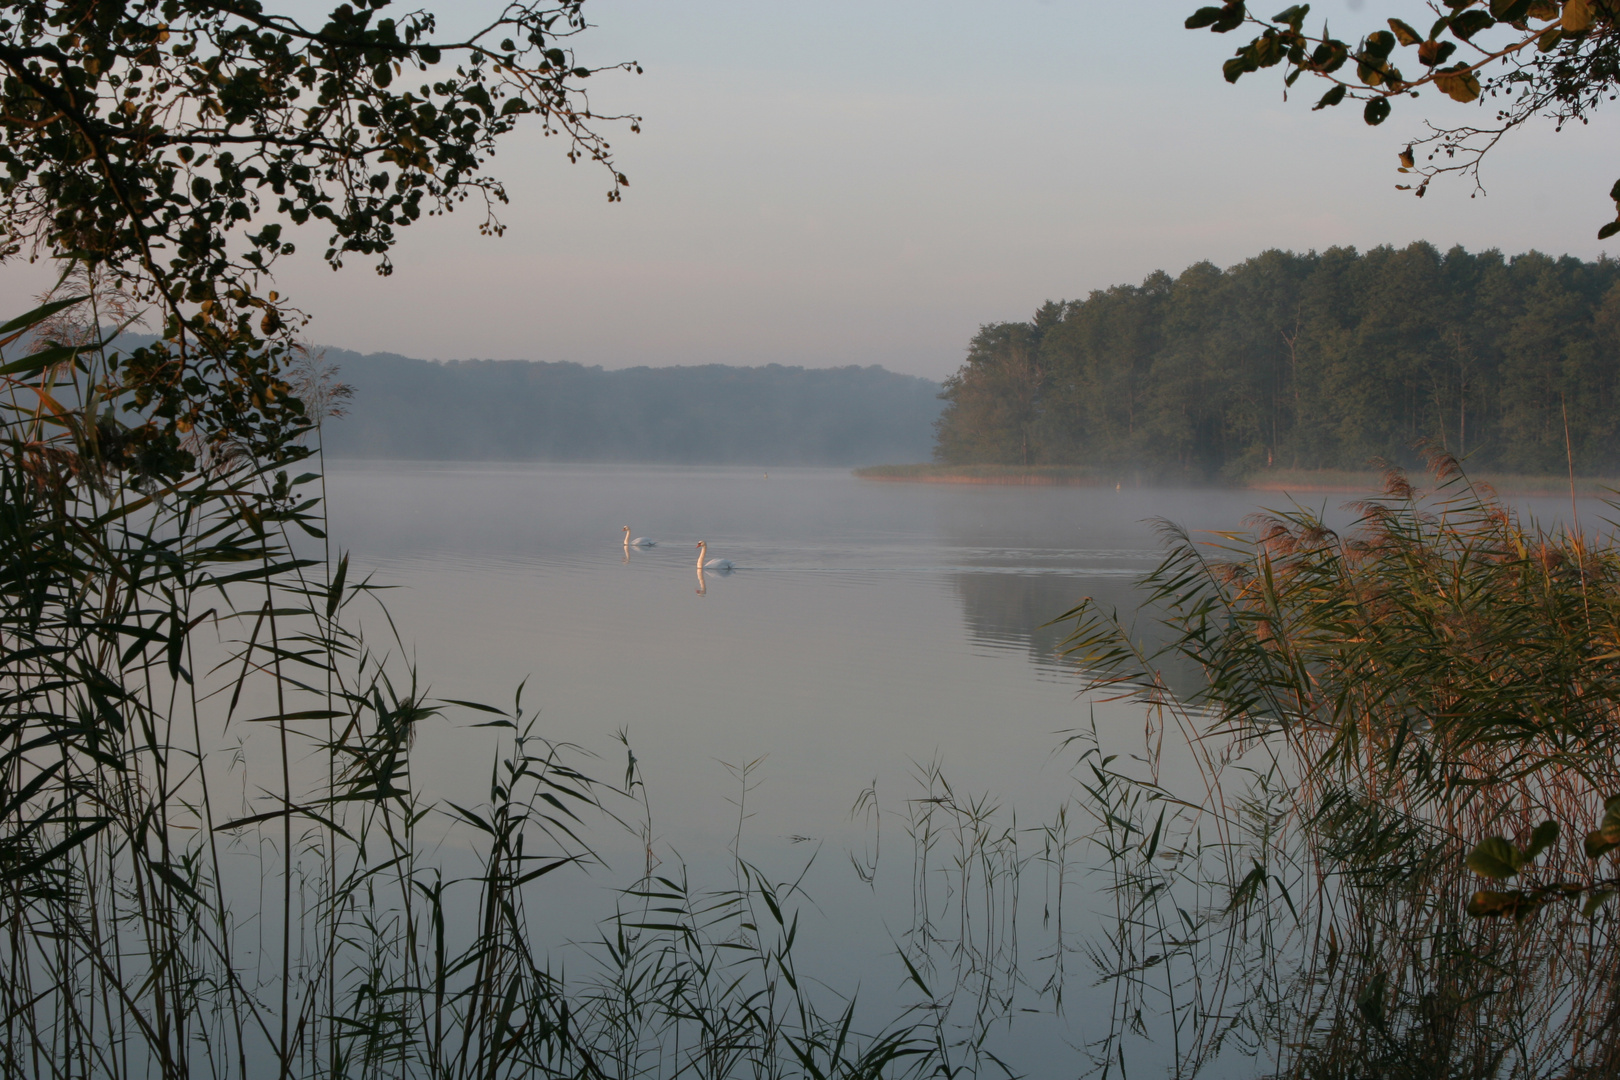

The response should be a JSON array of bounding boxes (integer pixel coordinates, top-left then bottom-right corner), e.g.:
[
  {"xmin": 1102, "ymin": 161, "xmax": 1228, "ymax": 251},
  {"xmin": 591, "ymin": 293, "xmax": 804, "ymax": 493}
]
[
  {"xmin": 321, "ymin": 463, "xmax": 1250, "ymax": 819},
  {"xmin": 315, "ymin": 463, "xmax": 1611, "ymax": 1075}
]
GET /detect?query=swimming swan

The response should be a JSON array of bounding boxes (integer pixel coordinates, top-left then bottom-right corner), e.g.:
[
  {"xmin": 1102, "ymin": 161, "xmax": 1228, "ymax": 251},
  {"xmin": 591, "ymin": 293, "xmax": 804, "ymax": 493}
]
[
  {"xmin": 623, "ymin": 526, "xmax": 656, "ymax": 548},
  {"xmin": 696, "ymin": 541, "xmax": 734, "ymax": 571}
]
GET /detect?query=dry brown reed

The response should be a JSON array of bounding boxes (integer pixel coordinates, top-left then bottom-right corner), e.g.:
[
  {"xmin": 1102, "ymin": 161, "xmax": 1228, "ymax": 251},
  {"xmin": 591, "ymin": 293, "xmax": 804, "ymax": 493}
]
[{"xmin": 1058, "ymin": 449, "xmax": 1620, "ymax": 1077}]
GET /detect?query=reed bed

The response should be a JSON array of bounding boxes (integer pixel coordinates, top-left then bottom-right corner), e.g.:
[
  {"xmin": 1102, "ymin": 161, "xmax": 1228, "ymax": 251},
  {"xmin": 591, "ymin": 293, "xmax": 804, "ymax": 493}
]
[
  {"xmin": 0, "ymin": 290, "xmax": 947, "ymax": 1080},
  {"xmin": 1058, "ymin": 451, "xmax": 1620, "ymax": 1077},
  {"xmin": 15, "ymin": 278, "xmax": 1620, "ymax": 1079}
]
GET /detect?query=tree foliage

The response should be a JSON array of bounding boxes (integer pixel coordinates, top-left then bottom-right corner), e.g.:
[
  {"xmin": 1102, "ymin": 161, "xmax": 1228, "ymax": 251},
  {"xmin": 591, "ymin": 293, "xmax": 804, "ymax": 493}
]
[
  {"xmin": 310, "ymin": 349, "xmax": 942, "ymax": 465},
  {"xmin": 935, "ymin": 243, "xmax": 1620, "ymax": 478},
  {"xmin": 1187, "ymin": 1, "xmax": 1620, "ymax": 234},
  {"xmin": 1, "ymin": 0, "xmax": 637, "ymax": 464}
]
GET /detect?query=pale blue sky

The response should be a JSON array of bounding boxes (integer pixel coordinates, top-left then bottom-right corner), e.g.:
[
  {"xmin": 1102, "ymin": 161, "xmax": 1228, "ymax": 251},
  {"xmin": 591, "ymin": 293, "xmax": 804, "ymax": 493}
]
[{"xmin": 5, "ymin": 1, "xmax": 1617, "ymax": 378}]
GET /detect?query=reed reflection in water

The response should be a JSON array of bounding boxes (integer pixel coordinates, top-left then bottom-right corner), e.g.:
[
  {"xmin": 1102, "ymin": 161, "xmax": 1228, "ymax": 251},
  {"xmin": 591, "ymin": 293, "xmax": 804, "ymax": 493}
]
[{"xmin": 308, "ymin": 463, "xmax": 1618, "ymax": 1077}]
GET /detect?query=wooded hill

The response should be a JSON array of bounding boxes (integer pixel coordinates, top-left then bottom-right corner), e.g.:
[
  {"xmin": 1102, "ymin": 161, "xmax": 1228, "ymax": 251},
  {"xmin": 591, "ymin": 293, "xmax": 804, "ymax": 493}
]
[
  {"xmin": 313, "ymin": 350, "xmax": 943, "ymax": 465},
  {"xmin": 936, "ymin": 244, "xmax": 1620, "ymax": 478}
]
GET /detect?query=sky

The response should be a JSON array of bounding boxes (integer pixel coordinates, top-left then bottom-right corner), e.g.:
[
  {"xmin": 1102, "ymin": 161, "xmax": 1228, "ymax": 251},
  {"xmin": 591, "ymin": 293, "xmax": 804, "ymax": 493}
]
[{"xmin": 4, "ymin": 0, "xmax": 1619, "ymax": 380}]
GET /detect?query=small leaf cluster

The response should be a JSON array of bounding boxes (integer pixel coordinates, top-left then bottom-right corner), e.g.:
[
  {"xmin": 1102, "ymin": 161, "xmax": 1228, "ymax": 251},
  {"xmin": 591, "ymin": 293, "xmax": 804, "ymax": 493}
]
[
  {"xmin": 1465, "ymin": 799, "xmax": 1620, "ymax": 921},
  {"xmin": 1186, "ymin": 2, "xmax": 1620, "ymax": 234},
  {"xmin": 0, "ymin": 1, "xmax": 639, "ymax": 455}
]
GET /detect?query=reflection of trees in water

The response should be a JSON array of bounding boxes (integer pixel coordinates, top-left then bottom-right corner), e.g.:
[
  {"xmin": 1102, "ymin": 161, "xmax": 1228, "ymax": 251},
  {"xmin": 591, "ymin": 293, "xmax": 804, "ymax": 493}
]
[
  {"xmin": 951, "ymin": 571, "xmax": 1205, "ymax": 696},
  {"xmin": 905, "ymin": 477, "xmax": 1620, "ymax": 1076},
  {"xmin": 950, "ymin": 573, "xmax": 1097, "ymax": 664}
]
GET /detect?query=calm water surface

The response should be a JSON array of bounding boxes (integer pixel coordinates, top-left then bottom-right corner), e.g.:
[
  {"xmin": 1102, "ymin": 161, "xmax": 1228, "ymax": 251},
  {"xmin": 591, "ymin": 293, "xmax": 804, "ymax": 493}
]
[
  {"xmin": 318, "ymin": 463, "xmax": 1603, "ymax": 1076},
  {"xmin": 322, "ymin": 464, "xmax": 1255, "ymax": 836}
]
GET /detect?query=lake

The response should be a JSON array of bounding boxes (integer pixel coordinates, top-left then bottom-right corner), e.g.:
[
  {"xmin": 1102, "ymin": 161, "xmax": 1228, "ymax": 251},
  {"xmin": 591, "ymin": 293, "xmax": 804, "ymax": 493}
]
[
  {"xmin": 321, "ymin": 463, "xmax": 1259, "ymax": 832},
  {"xmin": 318, "ymin": 462, "xmax": 1603, "ymax": 1077}
]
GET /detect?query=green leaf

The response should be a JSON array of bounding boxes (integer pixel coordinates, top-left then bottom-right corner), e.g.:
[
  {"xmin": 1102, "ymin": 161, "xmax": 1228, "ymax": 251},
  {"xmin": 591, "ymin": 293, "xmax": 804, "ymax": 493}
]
[
  {"xmin": 1601, "ymin": 794, "xmax": 1620, "ymax": 831},
  {"xmin": 1600, "ymin": 221, "xmax": 1620, "ymax": 241},
  {"xmin": 1434, "ymin": 64, "xmax": 1482, "ymax": 102},
  {"xmin": 327, "ymin": 551, "xmax": 349, "ymax": 618},
  {"xmin": 1418, "ymin": 39, "xmax": 1458, "ymax": 65},
  {"xmin": 1313, "ymin": 83, "xmax": 1347, "ymax": 109},
  {"xmin": 1449, "ymin": 10, "xmax": 1497, "ymax": 38},
  {"xmin": 1583, "ymin": 796, "xmax": 1620, "ymax": 858},
  {"xmin": 1583, "ymin": 889, "xmax": 1615, "ymax": 918},
  {"xmin": 1211, "ymin": 3, "xmax": 1248, "ymax": 32},
  {"xmin": 1388, "ymin": 18, "xmax": 1423, "ymax": 45},
  {"xmin": 1355, "ymin": 970, "xmax": 1387, "ymax": 1027},
  {"xmin": 514, "ymin": 855, "xmax": 584, "ymax": 886},
  {"xmin": 0, "ymin": 343, "xmax": 80, "ymax": 377},
  {"xmin": 1363, "ymin": 97, "xmax": 1392, "ymax": 125},
  {"xmin": 1585, "ymin": 824, "xmax": 1620, "ymax": 859},
  {"xmin": 1489, "ymin": 0, "xmax": 1533, "ymax": 18},
  {"xmin": 1144, "ymin": 806, "xmax": 1165, "ymax": 861},
  {"xmin": 241, "ymin": 710, "xmax": 344, "ymax": 724},
  {"xmin": 897, "ymin": 946, "xmax": 934, "ymax": 999},
  {"xmin": 1363, "ymin": 30, "xmax": 1397, "ymax": 58},
  {"xmin": 0, "ymin": 295, "xmax": 88, "ymax": 338},
  {"xmin": 1470, "ymin": 893, "xmax": 1529, "ymax": 919},
  {"xmin": 1273, "ymin": 5, "xmax": 1310, "ymax": 31},
  {"xmin": 1186, "ymin": 6, "xmax": 1226, "ymax": 29},
  {"xmin": 2, "ymin": 819, "xmax": 112, "ymax": 884},
  {"xmin": 1467, "ymin": 889, "xmax": 1537, "ymax": 918},
  {"xmin": 1466, "ymin": 836, "xmax": 1519, "ymax": 879},
  {"xmin": 440, "ymin": 698, "xmax": 509, "ymax": 716},
  {"xmin": 1521, "ymin": 819, "xmax": 1559, "ymax": 864}
]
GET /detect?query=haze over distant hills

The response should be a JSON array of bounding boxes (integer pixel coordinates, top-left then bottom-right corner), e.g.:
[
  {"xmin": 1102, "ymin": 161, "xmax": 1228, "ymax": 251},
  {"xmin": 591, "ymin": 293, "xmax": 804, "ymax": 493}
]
[{"xmin": 309, "ymin": 348, "xmax": 943, "ymax": 465}]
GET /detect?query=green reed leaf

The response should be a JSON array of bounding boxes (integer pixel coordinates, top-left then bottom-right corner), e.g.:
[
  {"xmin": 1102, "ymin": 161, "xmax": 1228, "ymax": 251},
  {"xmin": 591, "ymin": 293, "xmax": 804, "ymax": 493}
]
[
  {"xmin": 0, "ymin": 295, "xmax": 88, "ymax": 338},
  {"xmin": 1522, "ymin": 820, "xmax": 1559, "ymax": 863}
]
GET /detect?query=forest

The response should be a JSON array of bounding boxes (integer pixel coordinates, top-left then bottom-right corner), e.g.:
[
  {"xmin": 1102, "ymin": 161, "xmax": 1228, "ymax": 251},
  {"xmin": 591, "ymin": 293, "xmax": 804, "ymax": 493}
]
[
  {"xmin": 935, "ymin": 243, "xmax": 1620, "ymax": 477},
  {"xmin": 313, "ymin": 349, "xmax": 943, "ymax": 465}
]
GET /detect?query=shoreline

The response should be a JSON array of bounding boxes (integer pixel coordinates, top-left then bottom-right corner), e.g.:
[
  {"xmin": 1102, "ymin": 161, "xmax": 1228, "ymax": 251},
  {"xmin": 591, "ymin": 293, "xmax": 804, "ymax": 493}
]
[{"xmin": 854, "ymin": 464, "xmax": 1620, "ymax": 498}]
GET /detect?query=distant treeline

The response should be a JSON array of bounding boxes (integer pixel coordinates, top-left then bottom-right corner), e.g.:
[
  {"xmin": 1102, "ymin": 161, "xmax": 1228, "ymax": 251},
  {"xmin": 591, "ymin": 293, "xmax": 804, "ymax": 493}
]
[
  {"xmin": 936, "ymin": 244, "xmax": 1620, "ymax": 477},
  {"xmin": 303, "ymin": 351, "xmax": 942, "ymax": 465}
]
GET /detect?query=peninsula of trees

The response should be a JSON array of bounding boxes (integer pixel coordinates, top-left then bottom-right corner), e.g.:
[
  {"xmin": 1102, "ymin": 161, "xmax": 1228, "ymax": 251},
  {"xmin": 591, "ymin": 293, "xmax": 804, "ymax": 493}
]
[{"xmin": 935, "ymin": 244, "xmax": 1620, "ymax": 478}]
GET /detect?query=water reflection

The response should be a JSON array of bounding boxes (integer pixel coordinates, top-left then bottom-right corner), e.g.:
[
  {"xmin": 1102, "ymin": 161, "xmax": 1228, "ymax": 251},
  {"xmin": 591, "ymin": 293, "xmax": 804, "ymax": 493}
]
[
  {"xmin": 951, "ymin": 570, "xmax": 1133, "ymax": 669},
  {"xmin": 316, "ymin": 464, "xmax": 1620, "ymax": 1079},
  {"xmin": 947, "ymin": 561, "xmax": 1209, "ymax": 699}
]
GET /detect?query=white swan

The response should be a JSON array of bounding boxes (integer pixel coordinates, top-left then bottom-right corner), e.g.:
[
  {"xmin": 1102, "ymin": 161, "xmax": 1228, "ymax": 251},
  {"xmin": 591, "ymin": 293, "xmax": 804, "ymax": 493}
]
[
  {"xmin": 623, "ymin": 526, "xmax": 656, "ymax": 548},
  {"xmin": 696, "ymin": 541, "xmax": 733, "ymax": 572}
]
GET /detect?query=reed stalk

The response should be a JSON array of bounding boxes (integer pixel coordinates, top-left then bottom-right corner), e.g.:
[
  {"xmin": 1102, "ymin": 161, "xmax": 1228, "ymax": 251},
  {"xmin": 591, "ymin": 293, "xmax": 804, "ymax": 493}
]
[
  {"xmin": 1058, "ymin": 448, "xmax": 1620, "ymax": 1077},
  {"xmin": 0, "ymin": 289, "xmax": 943, "ymax": 1080}
]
